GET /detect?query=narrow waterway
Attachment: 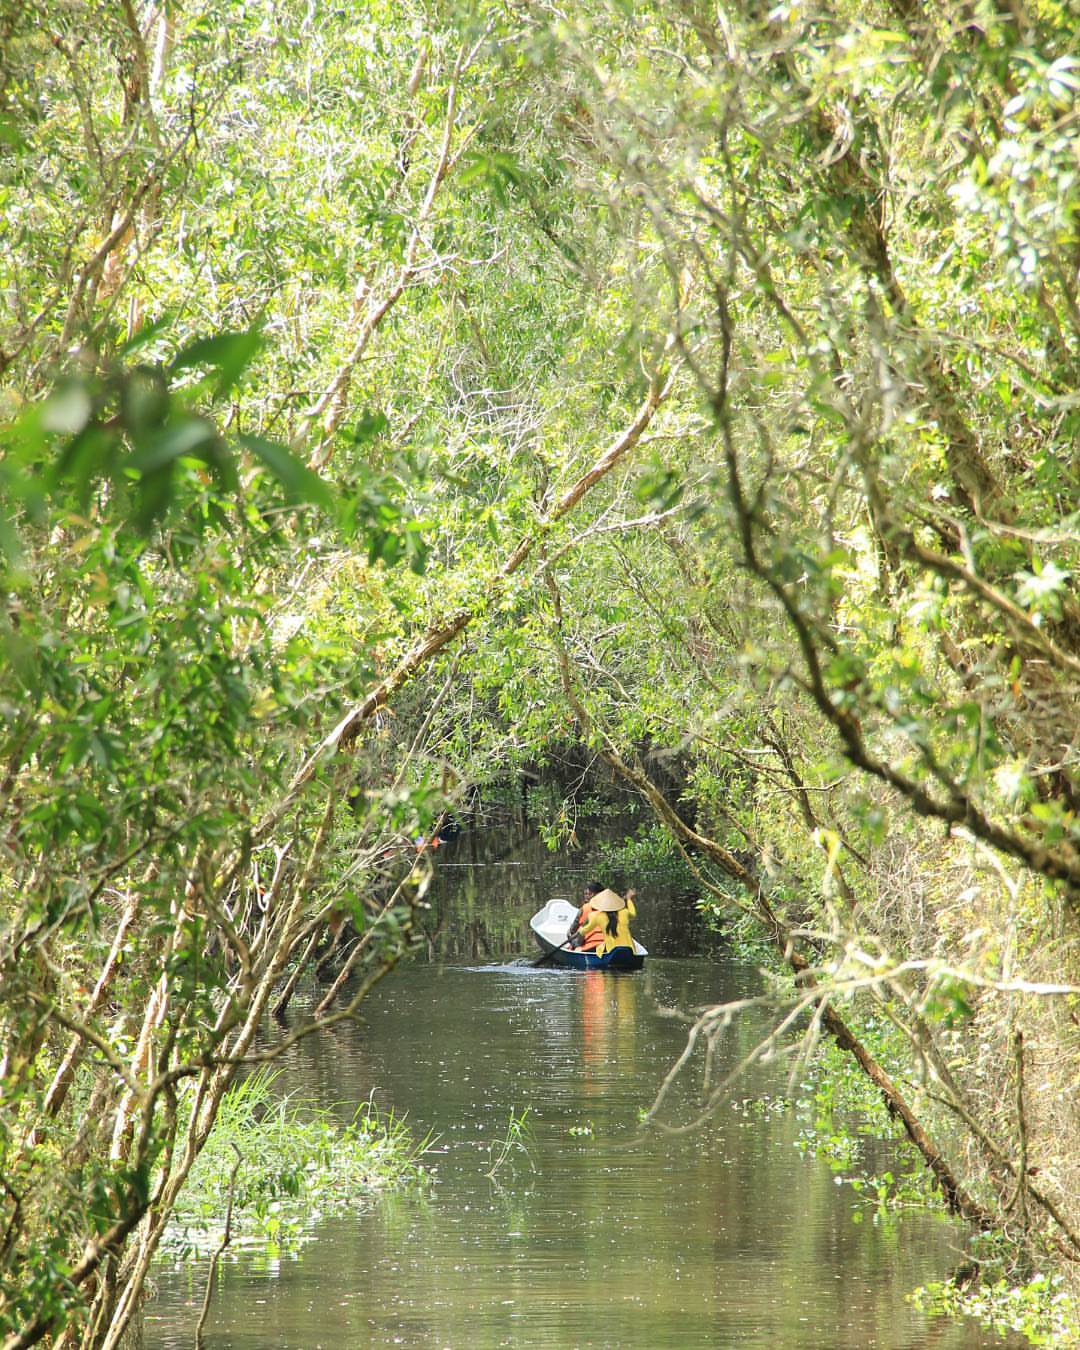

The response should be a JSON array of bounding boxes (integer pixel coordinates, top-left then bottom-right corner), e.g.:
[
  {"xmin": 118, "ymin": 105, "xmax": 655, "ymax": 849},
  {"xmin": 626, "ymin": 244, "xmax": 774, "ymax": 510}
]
[{"xmin": 147, "ymin": 833, "xmax": 1025, "ymax": 1348}]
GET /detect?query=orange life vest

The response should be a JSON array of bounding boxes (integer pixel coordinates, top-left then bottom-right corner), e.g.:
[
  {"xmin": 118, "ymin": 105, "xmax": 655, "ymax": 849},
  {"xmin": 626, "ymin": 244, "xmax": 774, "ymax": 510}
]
[{"xmin": 577, "ymin": 901, "xmax": 605, "ymax": 950}]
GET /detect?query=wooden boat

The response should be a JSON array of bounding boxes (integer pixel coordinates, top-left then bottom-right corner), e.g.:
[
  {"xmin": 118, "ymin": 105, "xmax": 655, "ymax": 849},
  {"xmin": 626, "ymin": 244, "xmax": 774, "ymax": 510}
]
[{"xmin": 529, "ymin": 898, "xmax": 647, "ymax": 971}]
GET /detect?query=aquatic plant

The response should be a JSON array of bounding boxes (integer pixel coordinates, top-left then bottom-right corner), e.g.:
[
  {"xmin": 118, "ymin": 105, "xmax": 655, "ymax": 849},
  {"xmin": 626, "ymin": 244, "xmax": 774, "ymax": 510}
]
[
  {"xmin": 911, "ymin": 1272, "xmax": 1079, "ymax": 1348},
  {"xmin": 162, "ymin": 1072, "xmax": 427, "ymax": 1259},
  {"xmin": 483, "ymin": 1108, "xmax": 533, "ymax": 1181}
]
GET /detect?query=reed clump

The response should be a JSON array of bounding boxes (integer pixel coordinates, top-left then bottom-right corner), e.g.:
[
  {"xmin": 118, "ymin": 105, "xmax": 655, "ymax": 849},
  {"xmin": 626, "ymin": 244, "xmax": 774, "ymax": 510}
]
[{"xmin": 162, "ymin": 1071, "xmax": 427, "ymax": 1258}]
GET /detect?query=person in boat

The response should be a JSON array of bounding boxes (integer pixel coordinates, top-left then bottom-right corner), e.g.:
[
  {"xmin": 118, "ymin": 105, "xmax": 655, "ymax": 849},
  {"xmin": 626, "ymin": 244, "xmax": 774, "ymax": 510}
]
[
  {"xmin": 568, "ymin": 879, "xmax": 606, "ymax": 951},
  {"xmin": 577, "ymin": 887, "xmax": 637, "ymax": 957}
]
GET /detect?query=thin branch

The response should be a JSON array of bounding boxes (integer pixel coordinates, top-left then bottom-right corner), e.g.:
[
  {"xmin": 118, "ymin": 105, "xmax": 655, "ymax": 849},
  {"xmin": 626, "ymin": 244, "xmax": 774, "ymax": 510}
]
[{"xmin": 193, "ymin": 1144, "xmax": 241, "ymax": 1350}]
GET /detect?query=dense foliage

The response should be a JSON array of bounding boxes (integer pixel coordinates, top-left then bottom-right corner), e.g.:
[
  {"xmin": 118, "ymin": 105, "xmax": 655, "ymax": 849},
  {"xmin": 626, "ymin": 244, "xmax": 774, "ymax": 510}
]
[{"xmin": 1, "ymin": 1, "xmax": 1079, "ymax": 1345}]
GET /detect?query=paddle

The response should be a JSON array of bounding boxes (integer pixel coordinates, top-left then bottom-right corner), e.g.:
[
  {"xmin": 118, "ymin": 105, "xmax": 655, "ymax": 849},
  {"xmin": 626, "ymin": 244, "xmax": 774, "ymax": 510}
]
[{"xmin": 531, "ymin": 938, "xmax": 573, "ymax": 967}]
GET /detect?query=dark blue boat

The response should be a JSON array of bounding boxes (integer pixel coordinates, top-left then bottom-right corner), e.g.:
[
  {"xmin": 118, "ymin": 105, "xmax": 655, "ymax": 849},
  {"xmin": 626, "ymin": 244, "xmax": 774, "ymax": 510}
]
[{"xmin": 529, "ymin": 898, "xmax": 647, "ymax": 971}]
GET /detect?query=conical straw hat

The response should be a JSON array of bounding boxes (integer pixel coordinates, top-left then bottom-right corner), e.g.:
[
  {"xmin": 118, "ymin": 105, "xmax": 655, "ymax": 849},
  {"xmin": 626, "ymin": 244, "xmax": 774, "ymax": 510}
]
[{"xmin": 590, "ymin": 888, "xmax": 625, "ymax": 912}]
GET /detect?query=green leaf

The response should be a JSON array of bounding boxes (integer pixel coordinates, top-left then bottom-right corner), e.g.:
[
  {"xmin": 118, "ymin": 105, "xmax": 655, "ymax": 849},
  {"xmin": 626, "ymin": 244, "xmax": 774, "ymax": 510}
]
[
  {"xmin": 127, "ymin": 416, "xmax": 219, "ymax": 474},
  {"xmin": 54, "ymin": 424, "xmax": 121, "ymax": 509},
  {"xmin": 0, "ymin": 113, "xmax": 27, "ymax": 150},
  {"xmin": 240, "ymin": 435, "xmax": 333, "ymax": 511},
  {"xmin": 40, "ymin": 380, "xmax": 93, "ymax": 437},
  {"xmin": 171, "ymin": 329, "xmax": 265, "ymax": 397},
  {"xmin": 118, "ymin": 313, "xmax": 175, "ymax": 357},
  {"xmin": 349, "ymin": 410, "xmax": 389, "ymax": 444}
]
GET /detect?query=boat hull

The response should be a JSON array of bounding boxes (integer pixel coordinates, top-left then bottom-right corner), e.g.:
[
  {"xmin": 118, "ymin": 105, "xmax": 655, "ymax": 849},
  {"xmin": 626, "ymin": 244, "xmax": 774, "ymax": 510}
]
[{"xmin": 534, "ymin": 933, "xmax": 645, "ymax": 971}]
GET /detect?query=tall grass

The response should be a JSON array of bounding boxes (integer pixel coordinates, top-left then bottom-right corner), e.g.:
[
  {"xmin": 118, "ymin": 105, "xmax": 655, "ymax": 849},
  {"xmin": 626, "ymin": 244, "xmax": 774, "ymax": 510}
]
[{"xmin": 162, "ymin": 1070, "xmax": 427, "ymax": 1257}]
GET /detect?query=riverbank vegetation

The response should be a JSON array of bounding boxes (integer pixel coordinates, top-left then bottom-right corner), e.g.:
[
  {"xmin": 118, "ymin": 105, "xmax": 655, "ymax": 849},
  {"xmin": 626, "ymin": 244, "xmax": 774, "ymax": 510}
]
[
  {"xmin": 164, "ymin": 1072, "xmax": 426, "ymax": 1259},
  {"xmin": 2, "ymin": 0, "xmax": 1079, "ymax": 1345}
]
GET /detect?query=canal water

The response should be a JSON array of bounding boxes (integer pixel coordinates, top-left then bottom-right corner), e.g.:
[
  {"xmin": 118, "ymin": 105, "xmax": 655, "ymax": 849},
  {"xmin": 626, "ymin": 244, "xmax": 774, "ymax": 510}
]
[{"xmin": 146, "ymin": 832, "xmax": 1025, "ymax": 1348}]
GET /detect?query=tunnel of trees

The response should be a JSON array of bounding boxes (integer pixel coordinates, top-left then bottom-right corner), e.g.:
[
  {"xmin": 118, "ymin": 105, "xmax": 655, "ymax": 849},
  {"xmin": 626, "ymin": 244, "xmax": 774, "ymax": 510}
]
[{"xmin": 1, "ymin": 1, "xmax": 1079, "ymax": 1345}]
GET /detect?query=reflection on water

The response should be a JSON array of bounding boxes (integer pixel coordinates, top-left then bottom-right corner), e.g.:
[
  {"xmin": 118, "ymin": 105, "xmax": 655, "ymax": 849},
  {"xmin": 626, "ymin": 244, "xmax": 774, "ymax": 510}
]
[{"xmin": 146, "ymin": 835, "xmax": 1024, "ymax": 1349}]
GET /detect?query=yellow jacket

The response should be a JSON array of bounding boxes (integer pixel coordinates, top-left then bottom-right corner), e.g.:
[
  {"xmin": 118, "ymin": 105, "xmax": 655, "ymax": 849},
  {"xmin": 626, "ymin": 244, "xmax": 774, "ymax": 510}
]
[{"xmin": 579, "ymin": 897, "xmax": 637, "ymax": 953}]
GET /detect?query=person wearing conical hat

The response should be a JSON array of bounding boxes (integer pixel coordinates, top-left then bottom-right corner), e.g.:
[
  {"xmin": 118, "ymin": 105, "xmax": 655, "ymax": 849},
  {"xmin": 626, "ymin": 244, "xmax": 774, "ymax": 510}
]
[{"xmin": 577, "ymin": 887, "xmax": 637, "ymax": 956}]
